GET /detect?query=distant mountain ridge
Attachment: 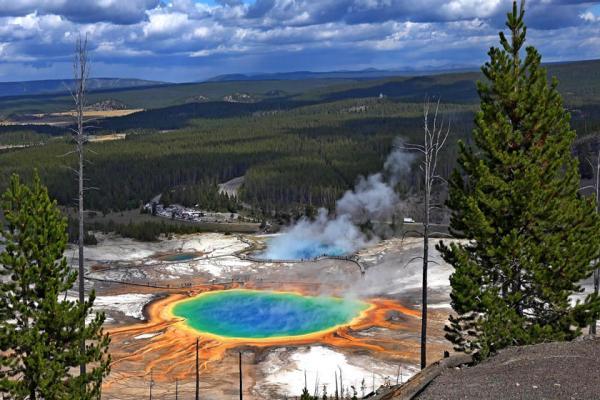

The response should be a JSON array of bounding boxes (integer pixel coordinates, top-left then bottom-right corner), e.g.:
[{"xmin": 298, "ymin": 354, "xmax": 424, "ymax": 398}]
[
  {"xmin": 206, "ymin": 66, "xmax": 479, "ymax": 82},
  {"xmin": 0, "ymin": 58, "xmax": 598, "ymax": 116},
  {"xmin": 0, "ymin": 78, "xmax": 166, "ymax": 98},
  {"xmin": 206, "ymin": 59, "xmax": 600, "ymax": 83}
]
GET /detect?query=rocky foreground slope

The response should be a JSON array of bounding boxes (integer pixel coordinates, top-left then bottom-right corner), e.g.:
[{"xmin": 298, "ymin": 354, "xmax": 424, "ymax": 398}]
[{"xmin": 375, "ymin": 337, "xmax": 600, "ymax": 400}]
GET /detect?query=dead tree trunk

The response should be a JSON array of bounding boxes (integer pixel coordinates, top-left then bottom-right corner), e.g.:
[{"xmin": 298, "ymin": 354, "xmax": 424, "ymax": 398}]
[
  {"xmin": 402, "ymin": 99, "xmax": 450, "ymax": 369},
  {"xmin": 338, "ymin": 367, "xmax": 343, "ymax": 399},
  {"xmin": 594, "ymin": 268, "xmax": 599, "ymax": 335},
  {"xmin": 71, "ymin": 33, "xmax": 89, "ymax": 380},
  {"xmin": 421, "ymin": 170, "xmax": 429, "ymax": 370},
  {"xmin": 239, "ymin": 351, "xmax": 243, "ymax": 400},
  {"xmin": 334, "ymin": 371, "xmax": 339, "ymax": 400},
  {"xmin": 590, "ymin": 150, "xmax": 600, "ymax": 335},
  {"xmin": 149, "ymin": 369, "xmax": 153, "ymax": 400},
  {"xmin": 195, "ymin": 338, "xmax": 200, "ymax": 400}
]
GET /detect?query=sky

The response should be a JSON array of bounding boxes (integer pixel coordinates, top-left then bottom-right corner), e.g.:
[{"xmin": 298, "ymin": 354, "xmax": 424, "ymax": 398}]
[{"xmin": 0, "ymin": 0, "xmax": 599, "ymax": 82}]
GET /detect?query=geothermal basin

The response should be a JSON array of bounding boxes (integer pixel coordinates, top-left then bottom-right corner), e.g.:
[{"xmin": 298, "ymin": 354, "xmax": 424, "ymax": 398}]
[
  {"xmin": 81, "ymin": 233, "xmax": 459, "ymax": 399},
  {"xmin": 170, "ymin": 289, "xmax": 370, "ymax": 339},
  {"xmin": 256, "ymin": 238, "xmax": 348, "ymax": 260}
]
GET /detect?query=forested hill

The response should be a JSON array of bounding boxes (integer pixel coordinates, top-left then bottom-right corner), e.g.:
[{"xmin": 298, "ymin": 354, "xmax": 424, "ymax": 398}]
[
  {"xmin": 0, "ymin": 59, "xmax": 598, "ymax": 215},
  {"xmin": 0, "ymin": 79, "xmax": 356, "ymax": 116},
  {"xmin": 311, "ymin": 59, "xmax": 600, "ymax": 105},
  {"xmin": 2, "ymin": 59, "xmax": 598, "ymax": 116},
  {"xmin": 0, "ymin": 78, "xmax": 164, "ymax": 98},
  {"xmin": 0, "ymin": 99, "xmax": 472, "ymax": 213}
]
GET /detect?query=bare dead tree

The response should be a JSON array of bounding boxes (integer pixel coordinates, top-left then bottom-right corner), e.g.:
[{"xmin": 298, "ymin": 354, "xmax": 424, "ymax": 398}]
[
  {"xmin": 371, "ymin": 372, "xmax": 374, "ymax": 393},
  {"xmin": 239, "ymin": 351, "xmax": 244, "ymax": 400},
  {"xmin": 338, "ymin": 367, "xmax": 343, "ymax": 399},
  {"xmin": 587, "ymin": 149, "xmax": 600, "ymax": 335},
  {"xmin": 70, "ymin": 34, "xmax": 89, "ymax": 378},
  {"xmin": 195, "ymin": 338, "xmax": 200, "ymax": 400},
  {"xmin": 400, "ymin": 99, "xmax": 450, "ymax": 369},
  {"xmin": 149, "ymin": 369, "xmax": 154, "ymax": 400},
  {"xmin": 334, "ymin": 371, "xmax": 339, "ymax": 400}
]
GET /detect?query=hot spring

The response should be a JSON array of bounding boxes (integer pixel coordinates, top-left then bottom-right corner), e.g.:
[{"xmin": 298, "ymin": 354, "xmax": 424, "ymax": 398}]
[
  {"xmin": 170, "ymin": 289, "xmax": 369, "ymax": 339},
  {"xmin": 159, "ymin": 252, "xmax": 200, "ymax": 262},
  {"xmin": 257, "ymin": 211, "xmax": 368, "ymax": 260},
  {"xmin": 256, "ymin": 238, "xmax": 348, "ymax": 261}
]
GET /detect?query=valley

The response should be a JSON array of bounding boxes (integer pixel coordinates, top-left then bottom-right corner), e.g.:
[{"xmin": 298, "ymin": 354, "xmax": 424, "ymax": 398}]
[{"xmin": 0, "ymin": 34, "xmax": 599, "ymax": 399}]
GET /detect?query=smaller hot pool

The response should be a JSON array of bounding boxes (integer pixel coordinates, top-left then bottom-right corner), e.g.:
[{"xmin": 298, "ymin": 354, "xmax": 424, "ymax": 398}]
[
  {"xmin": 159, "ymin": 252, "xmax": 200, "ymax": 262},
  {"xmin": 255, "ymin": 239, "xmax": 348, "ymax": 261}
]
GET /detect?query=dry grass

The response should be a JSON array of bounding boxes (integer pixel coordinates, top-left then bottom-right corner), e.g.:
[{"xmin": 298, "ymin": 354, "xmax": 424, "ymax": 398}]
[
  {"xmin": 0, "ymin": 144, "xmax": 32, "ymax": 149},
  {"xmin": 34, "ymin": 109, "xmax": 144, "ymax": 118},
  {"xmin": 1, "ymin": 109, "xmax": 143, "ymax": 127},
  {"xmin": 87, "ymin": 133, "xmax": 127, "ymax": 143},
  {"xmin": 0, "ymin": 120, "xmax": 54, "ymax": 126}
]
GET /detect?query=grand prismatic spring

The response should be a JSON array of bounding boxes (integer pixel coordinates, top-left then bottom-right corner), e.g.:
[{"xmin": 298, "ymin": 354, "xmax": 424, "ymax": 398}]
[
  {"xmin": 170, "ymin": 289, "xmax": 370, "ymax": 339},
  {"xmin": 107, "ymin": 284, "xmax": 427, "ymax": 372}
]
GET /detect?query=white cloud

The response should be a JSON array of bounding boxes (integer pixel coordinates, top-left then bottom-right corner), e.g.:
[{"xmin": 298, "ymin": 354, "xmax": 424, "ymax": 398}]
[
  {"xmin": 440, "ymin": 0, "xmax": 503, "ymax": 19},
  {"xmin": 0, "ymin": 0, "xmax": 160, "ymax": 23},
  {"xmin": 0, "ymin": 0, "xmax": 596, "ymax": 81},
  {"xmin": 143, "ymin": 12, "xmax": 190, "ymax": 38},
  {"xmin": 581, "ymin": 11, "xmax": 600, "ymax": 23}
]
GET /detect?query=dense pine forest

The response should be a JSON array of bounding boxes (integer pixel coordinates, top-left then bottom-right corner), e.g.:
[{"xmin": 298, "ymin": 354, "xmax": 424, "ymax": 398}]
[{"xmin": 0, "ymin": 61, "xmax": 599, "ymax": 215}]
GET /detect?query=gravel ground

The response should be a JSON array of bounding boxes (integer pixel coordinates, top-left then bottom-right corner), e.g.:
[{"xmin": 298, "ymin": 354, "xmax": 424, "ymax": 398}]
[{"xmin": 416, "ymin": 338, "xmax": 600, "ymax": 400}]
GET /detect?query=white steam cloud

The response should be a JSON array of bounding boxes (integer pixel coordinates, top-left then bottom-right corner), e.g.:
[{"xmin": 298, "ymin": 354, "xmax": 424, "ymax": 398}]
[
  {"xmin": 261, "ymin": 140, "xmax": 415, "ymax": 260},
  {"xmin": 336, "ymin": 173, "xmax": 398, "ymax": 225}
]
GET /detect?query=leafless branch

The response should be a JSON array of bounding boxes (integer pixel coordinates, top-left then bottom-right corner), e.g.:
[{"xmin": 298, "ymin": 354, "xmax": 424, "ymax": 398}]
[
  {"xmin": 57, "ymin": 150, "xmax": 78, "ymax": 158},
  {"xmin": 429, "ymin": 232, "xmax": 455, "ymax": 238}
]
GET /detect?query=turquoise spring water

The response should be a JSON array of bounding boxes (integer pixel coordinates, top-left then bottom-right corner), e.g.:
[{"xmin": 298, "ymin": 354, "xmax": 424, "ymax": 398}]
[
  {"xmin": 258, "ymin": 238, "xmax": 347, "ymax": 260},
  {"xmin": 171, "ymin": 290, "xmax": 368, "ymax": 339},
  {"xmin": 161, "ymin": 252, "xmax": 198, "ymax": 262}
]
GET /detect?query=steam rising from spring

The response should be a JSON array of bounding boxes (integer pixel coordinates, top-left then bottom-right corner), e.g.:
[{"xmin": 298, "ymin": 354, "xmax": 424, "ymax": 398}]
[{"xmin": 261, "ymin": 140, "xmax": 415, "ymax": 260}]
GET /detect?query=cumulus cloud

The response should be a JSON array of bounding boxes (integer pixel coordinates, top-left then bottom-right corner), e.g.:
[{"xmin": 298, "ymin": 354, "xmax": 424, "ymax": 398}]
[
  {"xmin": 0, "ymin": 0, "xmax": 159, "ymax": 24},
  {"xmin": 581, "ymin": 10, "xmax": 600, "ymax": 22},
  {"xmin": 217, "ymin": 0, "xmax": 244, "ymax": 6},
  {"xmin": 0, "ymin": 0, "xmax": 597, "ymax": 82}
]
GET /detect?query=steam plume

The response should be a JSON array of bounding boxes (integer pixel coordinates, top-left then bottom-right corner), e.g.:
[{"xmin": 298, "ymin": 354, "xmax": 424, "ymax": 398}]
[{"xmin": 261, "ymin": 141, "xmax": 415, "ymax": 260}]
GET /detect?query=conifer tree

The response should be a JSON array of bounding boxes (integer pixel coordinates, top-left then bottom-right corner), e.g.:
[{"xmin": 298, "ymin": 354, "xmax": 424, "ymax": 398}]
[
  {"xmin": 300, "ymin": 387, "xmax": 313, "ymax": 400},
  {"xmin": 438, "ymin": 1, "xmax": 600, "ymax": 358},
  {"xmin": 0, "ymin": 174, "xmax": 110, "ymax": 399}
]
